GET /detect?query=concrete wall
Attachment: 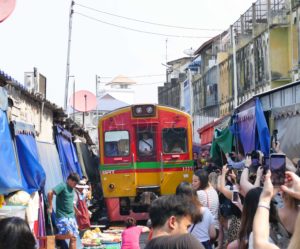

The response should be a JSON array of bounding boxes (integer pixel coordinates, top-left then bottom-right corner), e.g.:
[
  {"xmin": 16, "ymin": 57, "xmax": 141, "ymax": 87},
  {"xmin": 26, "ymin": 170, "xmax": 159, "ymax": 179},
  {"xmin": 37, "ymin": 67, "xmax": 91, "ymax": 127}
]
[
  {"xmin": 270, "ymin": 27, "xmax": 290, "ymax": 81},
  {"xmin": 6, "ymin": 86, "xmax": 54, "ymax": 143}
]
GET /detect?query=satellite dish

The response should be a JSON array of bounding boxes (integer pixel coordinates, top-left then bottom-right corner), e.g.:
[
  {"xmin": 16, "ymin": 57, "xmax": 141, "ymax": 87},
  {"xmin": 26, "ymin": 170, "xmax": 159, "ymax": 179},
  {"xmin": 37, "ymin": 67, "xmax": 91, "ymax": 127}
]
[
  {"xmin": 0, "ymin": 0, "xmax": 16, "ymax": 23},
  {"xmin": 183, "ymin": 47, "xmax": 195, "ymax": 57},
  {"xmin": 69, "ymin": 90, "xmax": 97, "ymax": 112}
]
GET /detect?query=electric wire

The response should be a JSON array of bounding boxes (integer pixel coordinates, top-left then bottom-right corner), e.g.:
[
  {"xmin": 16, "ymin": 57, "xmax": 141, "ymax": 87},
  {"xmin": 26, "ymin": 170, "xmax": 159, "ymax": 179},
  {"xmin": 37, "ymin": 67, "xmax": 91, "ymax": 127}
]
[
  {"xmin": 100, "ymin": 81, "xmax": 165, "ymax": 85},
  {"xmin": 100, "ymin": 74, "xmax": 165, "ymax": 79},
  {"xmin": 75, "ymin": 12, "xmax": 214, "ymax": 39},
  {"xmin": 76, "ymin": 2, "xmax": 223, "ymax": 31}
]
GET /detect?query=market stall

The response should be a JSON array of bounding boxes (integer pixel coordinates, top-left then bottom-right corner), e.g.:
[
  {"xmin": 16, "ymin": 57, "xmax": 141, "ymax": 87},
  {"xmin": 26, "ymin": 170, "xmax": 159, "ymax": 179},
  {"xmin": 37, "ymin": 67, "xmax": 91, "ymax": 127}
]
[{"xmin": 82, "ymin": 227, "xmax": 122, "ymax": 249}]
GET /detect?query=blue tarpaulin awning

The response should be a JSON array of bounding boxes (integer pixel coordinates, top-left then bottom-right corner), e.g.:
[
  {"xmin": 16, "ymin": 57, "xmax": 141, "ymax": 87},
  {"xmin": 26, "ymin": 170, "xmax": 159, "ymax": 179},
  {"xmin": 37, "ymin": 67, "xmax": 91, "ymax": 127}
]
[
  {"xmin": 232, "ymin": 98, "xmax": 271, "ymax": 156},
  {"xmin": 14, "ymin": 122, "xmax": 46, "ymax": 194},
  {"xmin": 0, "ymin": 110, "xmax": 23, "ymax": 194},
  {"xmin": 55, "ymin": 125, "xmax": 83, "ymax": 180}
]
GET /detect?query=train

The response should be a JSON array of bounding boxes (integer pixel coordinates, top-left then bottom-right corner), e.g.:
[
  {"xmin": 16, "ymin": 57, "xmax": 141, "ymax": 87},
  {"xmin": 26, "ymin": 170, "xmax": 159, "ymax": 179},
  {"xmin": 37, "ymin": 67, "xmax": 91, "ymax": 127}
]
[{"xmin": 98, "ymin": 104, "xmax": 194, "ymax": 221}]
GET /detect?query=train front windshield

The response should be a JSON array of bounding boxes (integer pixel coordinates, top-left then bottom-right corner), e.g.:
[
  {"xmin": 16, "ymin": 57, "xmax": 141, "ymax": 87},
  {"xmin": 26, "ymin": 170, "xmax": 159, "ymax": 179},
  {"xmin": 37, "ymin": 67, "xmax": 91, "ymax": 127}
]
[{"xmin": 162, "ymin": 128, "xmax": 187, "ymax": 154}]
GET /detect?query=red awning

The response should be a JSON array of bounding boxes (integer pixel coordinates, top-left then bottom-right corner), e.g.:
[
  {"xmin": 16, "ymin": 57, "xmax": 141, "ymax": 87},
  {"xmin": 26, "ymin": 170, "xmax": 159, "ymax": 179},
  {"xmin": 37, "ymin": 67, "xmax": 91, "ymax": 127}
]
[
  {"xmin": 200, "ymin": 126, "xmax": 214, "ymax": 145},
  {"xmin": 197, "ymin": 115, "xmax": 230, "ymax": 145}
]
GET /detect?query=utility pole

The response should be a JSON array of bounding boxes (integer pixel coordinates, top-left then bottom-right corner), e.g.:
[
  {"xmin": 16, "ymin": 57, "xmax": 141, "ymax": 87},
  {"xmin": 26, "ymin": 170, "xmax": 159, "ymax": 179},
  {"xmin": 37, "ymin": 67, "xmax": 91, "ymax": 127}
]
[
  {"xmin": 165, "ymin": 39, "xmax": 168, "ymax": 83},
  {"xmin": 231, "ymin": 25, "xmax": 238, "ymax": 108},
  {"xmin": 72, "ymin": 77, "xmax": 75, "ymax": 121},
  {"xmin": 96, "ymin": 75, "xmax": 100, "ymax": 120},
  {"xmin": 64, "ymin": 0, "xmax": 75, "ymax": 111},
  {"xmin": 188, "ymin": 68, "xmax": 194, "ymax": 116}
]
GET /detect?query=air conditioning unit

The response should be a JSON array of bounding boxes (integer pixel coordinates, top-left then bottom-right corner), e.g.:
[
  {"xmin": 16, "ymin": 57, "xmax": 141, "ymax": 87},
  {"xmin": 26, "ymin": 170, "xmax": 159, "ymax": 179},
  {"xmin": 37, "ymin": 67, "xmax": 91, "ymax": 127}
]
[
  {"xmin": 24, "ymin": 68, "xmax": 47, "ymax": 98},
  {"xmin": 24, "ymin": 72, "xmax": 35, "ymax": 92}
]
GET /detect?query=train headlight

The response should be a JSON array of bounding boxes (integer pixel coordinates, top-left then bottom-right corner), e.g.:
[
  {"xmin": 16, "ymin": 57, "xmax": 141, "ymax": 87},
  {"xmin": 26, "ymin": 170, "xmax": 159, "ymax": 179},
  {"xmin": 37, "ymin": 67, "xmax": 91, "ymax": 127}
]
[
  {"xmin": 146, "ymin": 106, "xmax": 153, "ymax": 114},
  {"xmin": 135, "ymin": 107, "xmax": 142, "ymax": 114},
  {"xmin": 132, "ymin": 104, "xmax": 156, "ymax": 117}
]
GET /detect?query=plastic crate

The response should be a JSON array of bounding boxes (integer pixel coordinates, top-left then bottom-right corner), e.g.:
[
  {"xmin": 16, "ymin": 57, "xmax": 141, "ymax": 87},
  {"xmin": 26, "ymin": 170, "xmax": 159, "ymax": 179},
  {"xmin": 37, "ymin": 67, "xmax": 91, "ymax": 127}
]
[{"xmin": 0, "ymin": 205, "xmax": 26, "ymax": 219}]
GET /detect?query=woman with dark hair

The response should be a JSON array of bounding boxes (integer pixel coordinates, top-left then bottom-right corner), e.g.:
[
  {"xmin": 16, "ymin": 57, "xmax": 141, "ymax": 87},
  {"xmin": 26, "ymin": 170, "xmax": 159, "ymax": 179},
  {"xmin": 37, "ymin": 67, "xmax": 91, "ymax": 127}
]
[
  {"xmin": 121, "ymin": 217, "xmax": 149, "ymax": 249},
  {"xmin": 176, "ymin": 181, "xmax": 197, "ymax": 197},
  {"xmin": 176, "ymin": 182, "xmax": 216, "ymax": 249},
  {"xmin": 192, "ymin": 170, "xmax": 220, "ymax": 233},
  {"xmin": 227, "ymin": 187, "xmax": 278, "ymax": 249},
  {"xmin": 0, "ymin": 217, "xmax": 36, "ymax": 249}
]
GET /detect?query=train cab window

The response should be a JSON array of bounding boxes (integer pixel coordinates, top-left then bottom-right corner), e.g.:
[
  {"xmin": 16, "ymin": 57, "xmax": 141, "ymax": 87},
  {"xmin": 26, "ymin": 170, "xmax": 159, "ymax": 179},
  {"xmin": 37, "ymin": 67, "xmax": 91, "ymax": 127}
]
[
  {"xmin": 104, "ymin": 131, "xmax": 129, "ymax": 157},
  {"xmin": 162, "ymin": 128, "xmax": 187, "ymax": 153},
  {"xmin": 138, "ymin": 131, "xmax": 154, "ymax": 156}
]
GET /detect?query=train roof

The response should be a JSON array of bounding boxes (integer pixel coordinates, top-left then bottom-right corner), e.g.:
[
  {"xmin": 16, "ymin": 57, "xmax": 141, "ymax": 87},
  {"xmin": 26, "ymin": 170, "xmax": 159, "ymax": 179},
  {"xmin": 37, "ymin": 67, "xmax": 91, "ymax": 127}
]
[{"xmin": 99, "ymin": 104, "xmax": 192, "ymax": 120}]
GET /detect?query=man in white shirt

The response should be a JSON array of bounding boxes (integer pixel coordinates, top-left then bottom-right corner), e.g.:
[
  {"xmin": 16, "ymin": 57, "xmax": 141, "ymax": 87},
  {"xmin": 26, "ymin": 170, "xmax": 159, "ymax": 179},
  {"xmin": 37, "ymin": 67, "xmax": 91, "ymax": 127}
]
[{"xmin": 139, "ymin": 133, "xmax": 153, "ymax": 155}]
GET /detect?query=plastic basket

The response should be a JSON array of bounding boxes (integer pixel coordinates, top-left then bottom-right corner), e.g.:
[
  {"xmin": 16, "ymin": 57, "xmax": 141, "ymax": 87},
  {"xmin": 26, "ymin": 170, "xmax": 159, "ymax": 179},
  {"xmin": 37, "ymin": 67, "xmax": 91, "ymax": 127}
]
[{"xmin": 0, "ymin": 205, "xmax": 26, "ymax": 219}]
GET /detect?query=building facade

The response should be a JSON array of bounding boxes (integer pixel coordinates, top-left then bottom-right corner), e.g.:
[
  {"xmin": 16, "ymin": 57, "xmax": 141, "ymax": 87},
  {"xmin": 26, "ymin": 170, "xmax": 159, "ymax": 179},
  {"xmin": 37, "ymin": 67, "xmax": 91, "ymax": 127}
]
[{"xmin": 159, "ymin": 0, "xmax": 300, "ymax": 144}]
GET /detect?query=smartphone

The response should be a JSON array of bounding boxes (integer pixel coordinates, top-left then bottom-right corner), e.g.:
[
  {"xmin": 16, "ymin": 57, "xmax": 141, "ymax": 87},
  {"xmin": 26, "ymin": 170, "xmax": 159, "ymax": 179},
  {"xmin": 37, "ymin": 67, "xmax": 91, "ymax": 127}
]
[
  {"xmin": 270, "ymin": 153, "xmax": 286, "ymax": 186},
  {"xmin": 263, "ymin": 156, "xmax": 270, "ymax": 174},
  {"xmin": 232, "ymin": 190, "xmax": 239, "ymax": 203}
]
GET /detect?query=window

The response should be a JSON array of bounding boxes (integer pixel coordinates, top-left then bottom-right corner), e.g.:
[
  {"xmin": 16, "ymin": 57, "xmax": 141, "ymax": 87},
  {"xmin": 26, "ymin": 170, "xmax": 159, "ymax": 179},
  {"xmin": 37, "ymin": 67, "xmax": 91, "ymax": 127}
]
[
  {"xmin": 163, "ymin": 128, "xmax": 187, "ymax": 153},
  {"xmin": 104, "ymin": 131, "xmax": 129, "ymax": 157},
  {"xmin": 136, "ymin": 127, "xmax": 155, "ymax": 157}
]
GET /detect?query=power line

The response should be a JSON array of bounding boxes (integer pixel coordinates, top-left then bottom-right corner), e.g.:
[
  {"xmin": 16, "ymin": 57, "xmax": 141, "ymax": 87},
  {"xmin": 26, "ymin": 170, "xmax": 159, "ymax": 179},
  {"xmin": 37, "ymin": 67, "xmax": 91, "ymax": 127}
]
[
  {"xmin": 76, "ymin": 3, "xmax": 223, "ymax": 32},
  {"xmin": 100, "ymin": 74, "xmax": 165, "ymax": 79},
  {"xmin": 100, "ymin": 81, "xmax": 165, "ymax": 85},
  {"xmin": 75, "ymin": 12, "xmax": 214, "ymax": 39}
]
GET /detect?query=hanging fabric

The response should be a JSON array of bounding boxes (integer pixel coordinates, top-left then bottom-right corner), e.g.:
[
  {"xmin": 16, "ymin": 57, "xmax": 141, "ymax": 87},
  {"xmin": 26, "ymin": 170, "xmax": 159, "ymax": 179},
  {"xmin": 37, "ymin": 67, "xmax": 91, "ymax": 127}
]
[
  {"xmin": 14, "ymin": 122, "xmax": 46, "ymax": 194},
  {"xmin": 54, "ymin": 125, "xmax": 83, "ymax": 180},
  {"xmin": 79, "ymin": 143, "xmax": 100, "ymax": 183},
  {"xmin": 255, "ymin": 98, "xmax": 270, "ymax": 156},
  {"xmin": 213, "ymin": 127, "xmax": 233, "ymax": 154},
  {"xmin": 75, "ymin": 142, "xmax": 88, "ymax": 178},
  {"xmin": 0, "ymin": 110, "xmax": 23, "ymax": 194},
  {"xmin": 236, "ymin": 106, "xmax": 256, "ymax": 154}
]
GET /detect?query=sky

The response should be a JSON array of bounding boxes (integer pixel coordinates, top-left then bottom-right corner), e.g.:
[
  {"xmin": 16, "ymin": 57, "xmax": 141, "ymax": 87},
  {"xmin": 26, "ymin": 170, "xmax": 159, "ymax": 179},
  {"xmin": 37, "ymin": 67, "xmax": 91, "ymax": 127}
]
[{"xmin": 0, "ymin": 0, "xmax": 254, "ymax": 108}]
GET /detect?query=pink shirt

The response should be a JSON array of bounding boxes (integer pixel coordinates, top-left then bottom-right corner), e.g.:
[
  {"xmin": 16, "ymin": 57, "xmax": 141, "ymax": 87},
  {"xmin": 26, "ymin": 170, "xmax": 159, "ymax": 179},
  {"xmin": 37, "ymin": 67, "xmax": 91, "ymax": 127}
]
[{"xmin": 121, "ymin": 226, "xmax": 143, "ymax": 249}]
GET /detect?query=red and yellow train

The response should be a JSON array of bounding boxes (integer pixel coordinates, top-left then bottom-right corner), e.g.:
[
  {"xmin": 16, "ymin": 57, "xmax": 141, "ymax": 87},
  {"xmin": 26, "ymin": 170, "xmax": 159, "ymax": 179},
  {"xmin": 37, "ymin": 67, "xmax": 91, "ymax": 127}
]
[{"xmin": 98, "ymin": 104, "xmax": 194, "ymax": 221}]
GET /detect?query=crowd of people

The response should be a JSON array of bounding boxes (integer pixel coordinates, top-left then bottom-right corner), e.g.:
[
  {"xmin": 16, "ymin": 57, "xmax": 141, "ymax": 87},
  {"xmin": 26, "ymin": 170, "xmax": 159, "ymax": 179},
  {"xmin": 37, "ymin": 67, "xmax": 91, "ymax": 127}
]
[
  {"xmin": 1, "ymin": 140, "xmax": 300, "ymax": 249},
  {"xmin": 141, "ymin": 141, "xmax": 300, "ymax": 249}
]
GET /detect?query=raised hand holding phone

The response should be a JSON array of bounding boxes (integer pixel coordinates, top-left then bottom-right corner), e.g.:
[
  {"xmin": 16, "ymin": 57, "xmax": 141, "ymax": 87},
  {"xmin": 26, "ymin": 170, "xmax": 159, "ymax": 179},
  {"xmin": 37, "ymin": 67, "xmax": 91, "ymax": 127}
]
[{"xmin": 269, "ymin": 153, "xmax": 286, "ymax": 186}]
